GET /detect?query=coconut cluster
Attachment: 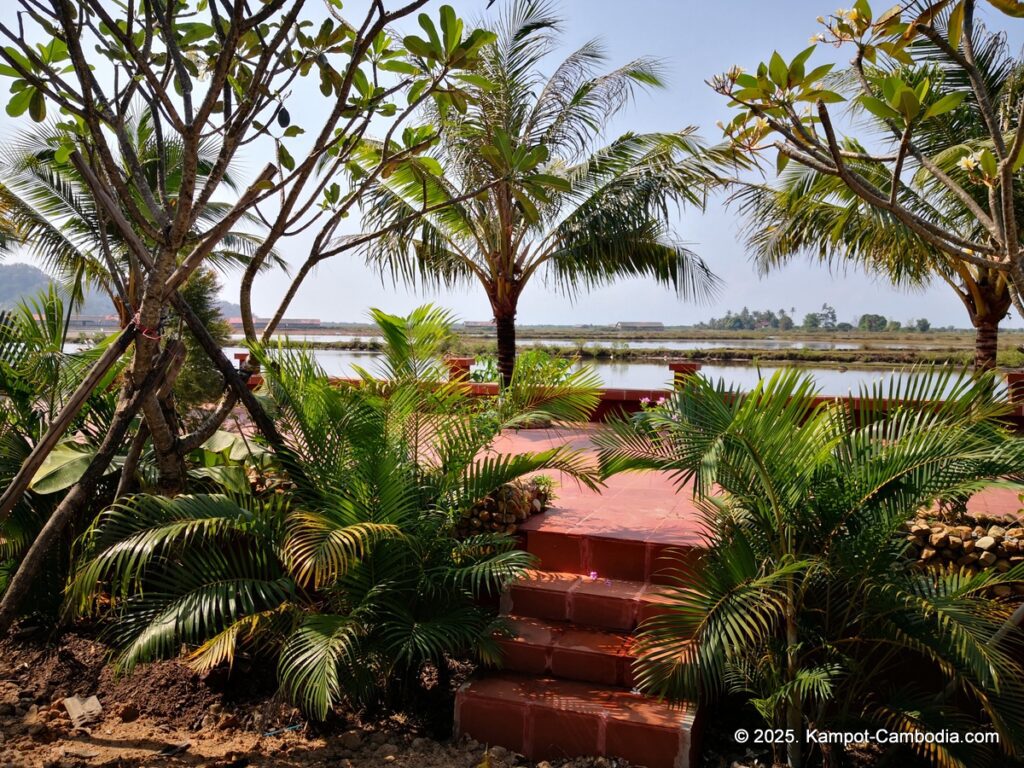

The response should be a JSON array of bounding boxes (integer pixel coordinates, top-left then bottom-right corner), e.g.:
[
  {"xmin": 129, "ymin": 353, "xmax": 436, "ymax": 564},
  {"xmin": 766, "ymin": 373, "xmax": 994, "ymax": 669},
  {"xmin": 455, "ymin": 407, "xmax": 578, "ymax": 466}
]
[{"xmin": 457, "ymin": 480, "xmax": 552, "ymax": 537}]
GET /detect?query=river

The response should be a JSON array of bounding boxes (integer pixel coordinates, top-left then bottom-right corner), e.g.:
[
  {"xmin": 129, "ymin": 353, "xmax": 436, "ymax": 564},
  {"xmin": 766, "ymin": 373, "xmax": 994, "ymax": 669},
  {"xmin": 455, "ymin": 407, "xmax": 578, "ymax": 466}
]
[{"xmin": 221, "ymin": 346, "xmax": 981, "ymax": 396}]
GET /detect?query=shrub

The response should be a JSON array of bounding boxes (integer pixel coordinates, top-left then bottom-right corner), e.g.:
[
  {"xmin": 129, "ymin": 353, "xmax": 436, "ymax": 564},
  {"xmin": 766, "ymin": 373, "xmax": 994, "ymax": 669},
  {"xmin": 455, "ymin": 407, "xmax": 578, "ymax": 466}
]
[{"xmin": 69, "ymin": 305, "xmax": 600, "ymax": 718}]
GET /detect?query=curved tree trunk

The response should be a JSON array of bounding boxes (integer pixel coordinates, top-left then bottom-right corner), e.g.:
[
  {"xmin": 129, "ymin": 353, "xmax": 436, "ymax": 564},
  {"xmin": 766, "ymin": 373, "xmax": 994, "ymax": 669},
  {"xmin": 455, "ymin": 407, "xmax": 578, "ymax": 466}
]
[
  {"xmin": 972, "ymin": 318, "xmax": 1000, "ymax": 372},
  {"xmin": 495, "ymin": 311, "xmax": 517, "ymax": 387}
]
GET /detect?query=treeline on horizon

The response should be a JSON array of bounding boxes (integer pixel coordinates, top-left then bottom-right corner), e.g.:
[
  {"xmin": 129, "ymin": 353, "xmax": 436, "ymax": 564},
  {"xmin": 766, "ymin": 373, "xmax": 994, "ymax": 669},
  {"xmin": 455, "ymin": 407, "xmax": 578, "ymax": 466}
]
[{"xmin": 699, "ymin": 305, "xmax": 939, "ymax": 333}]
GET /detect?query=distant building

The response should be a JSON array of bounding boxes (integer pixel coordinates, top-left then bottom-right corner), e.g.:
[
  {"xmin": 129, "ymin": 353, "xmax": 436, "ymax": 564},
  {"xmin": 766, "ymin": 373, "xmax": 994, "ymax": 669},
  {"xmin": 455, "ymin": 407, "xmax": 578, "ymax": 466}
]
[
  {"xmin": 614, "ymin": 321, "xmax": 664, "ymax": 331},
  {"xmin": 463, "ymin": 320, "xmax": 496, "ymax": 328}
]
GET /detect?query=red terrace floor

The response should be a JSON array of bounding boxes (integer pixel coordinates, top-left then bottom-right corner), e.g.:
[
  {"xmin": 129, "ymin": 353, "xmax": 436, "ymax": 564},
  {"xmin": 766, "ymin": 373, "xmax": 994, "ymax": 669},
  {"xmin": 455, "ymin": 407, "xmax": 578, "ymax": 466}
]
[{"xmin": 492, "ymin": 425, "xmax": 1024, "ymax": 534}]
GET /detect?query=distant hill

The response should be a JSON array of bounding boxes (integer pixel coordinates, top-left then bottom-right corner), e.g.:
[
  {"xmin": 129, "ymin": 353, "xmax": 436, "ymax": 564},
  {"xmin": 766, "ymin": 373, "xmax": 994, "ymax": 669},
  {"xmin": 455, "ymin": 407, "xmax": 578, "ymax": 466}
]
[
  {"xmin": 0, "ymin": 263, "xmax": 114, "ymax": 315},
  {"xmin": 217, "ymin": 299, "xmax": 242, "ymax": 318},
  {"xmin": 0, "ymin": 263, "xmax": 245, "ymax": 322}
]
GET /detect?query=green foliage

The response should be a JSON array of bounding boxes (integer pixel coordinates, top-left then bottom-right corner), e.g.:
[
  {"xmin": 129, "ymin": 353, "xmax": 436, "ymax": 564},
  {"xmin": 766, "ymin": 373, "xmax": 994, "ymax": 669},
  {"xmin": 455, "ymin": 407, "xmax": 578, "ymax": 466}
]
[
  {"xmin": 699, "ymin": 307, "xmax": 795, "ymax": 331},
  {"xmin": 597, "ymin": 368, "xmax": 1024, "ymax": 767},
  {"xmin": 859, "ymin": 313, "xmax": 888, "ymax": 332},
  {"xmin": 360, "ymin": 0, "xmax": 726, "ymax": 376},
  {"xmin": 469, "ymin": 348, "xmax": 579, "ymax": 385},
  {"xmin": 69, "ymin": 304, "xmax": 600, "ymax": 718},
  {"xmin": 172, "ymin": 268, "xmax": 231, "ymax": 413},
  {"xmin": 716, "ymin": 1, "xmax": 1022, "ymax": 366},
  {"xmin": 0, "ymin": 288, "xmax": 123, "ymax": 612}
]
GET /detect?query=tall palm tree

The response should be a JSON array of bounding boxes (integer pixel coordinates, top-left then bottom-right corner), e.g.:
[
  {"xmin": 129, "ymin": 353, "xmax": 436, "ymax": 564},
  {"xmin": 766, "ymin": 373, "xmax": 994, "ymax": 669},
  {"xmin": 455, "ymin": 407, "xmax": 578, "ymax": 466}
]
[
  {"xmin": 359, "ymin": 0, "xmax": 723, "ymax": 384},
  {"xmin": 731, "ymin": 21, "xmax": 1022, "ymax": 371}
]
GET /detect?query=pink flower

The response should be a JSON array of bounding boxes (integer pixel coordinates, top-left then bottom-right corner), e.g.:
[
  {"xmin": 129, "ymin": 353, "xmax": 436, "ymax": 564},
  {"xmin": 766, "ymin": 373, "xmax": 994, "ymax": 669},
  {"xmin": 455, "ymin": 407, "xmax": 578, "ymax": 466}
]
[{"xmin": 589, "ymin": 571, "xmax": 598, "ymax": 581}]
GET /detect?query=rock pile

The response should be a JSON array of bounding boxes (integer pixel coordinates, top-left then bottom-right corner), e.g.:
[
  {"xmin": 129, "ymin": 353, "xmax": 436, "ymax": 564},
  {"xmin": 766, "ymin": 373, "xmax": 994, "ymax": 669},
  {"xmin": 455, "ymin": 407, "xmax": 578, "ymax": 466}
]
[
  {"xmin": 456, "ymin": 479, "xmax": 552, "ymax": 538},
  {"xmin": 905, "ymin": 517, "xmax": 1024, "ymax": 595}
]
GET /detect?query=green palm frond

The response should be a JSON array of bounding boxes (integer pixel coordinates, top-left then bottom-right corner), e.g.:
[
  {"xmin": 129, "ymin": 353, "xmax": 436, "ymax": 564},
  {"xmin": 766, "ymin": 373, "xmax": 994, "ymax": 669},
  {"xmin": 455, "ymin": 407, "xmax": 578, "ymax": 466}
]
[
  {"xmin": 278, "ymin": 614, "xmax": 361, "ymax": 721},
  {"xmin": 70, "ymin": 304, "xmax": 596, "ymax": 718}
]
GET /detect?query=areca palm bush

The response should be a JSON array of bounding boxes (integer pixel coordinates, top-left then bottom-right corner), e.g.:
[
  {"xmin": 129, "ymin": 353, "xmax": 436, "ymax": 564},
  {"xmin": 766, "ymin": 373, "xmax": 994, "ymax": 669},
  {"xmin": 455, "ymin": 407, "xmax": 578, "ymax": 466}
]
[
  {"xmin": 597, "ymin": 369, "xmax": 1024, "ymax": 768},
  {"xmin": 69, "ymin": 304, "xmax": 601, "ymax": 718},
  {"xmin": 359, "ymin": 0, "xmax": 724, "ymax": 384}
]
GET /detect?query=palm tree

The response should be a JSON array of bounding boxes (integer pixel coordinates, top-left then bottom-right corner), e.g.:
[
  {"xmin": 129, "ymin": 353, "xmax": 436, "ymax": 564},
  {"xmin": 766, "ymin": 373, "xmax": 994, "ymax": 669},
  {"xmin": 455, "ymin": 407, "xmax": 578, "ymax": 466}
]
[
  {"xmin": 0, "ymin": 287, "xmax": 125, "ymax": 612},
  {"xmin": 735, "ymin": 161, "xmax": 1012, "ymax": 370},
  {"xmin": 731, "ymin": 22, "xmax": 1022, "ymax": 371},
  {"xmin": 358, "ymin": 0, "xmax": 723, "ymax": 384},
  {"xmin": 68, "ymin": 304, "xmax": 602, "ymax": 718},
  {"xmin": 597, "ymin": 369, "xmax": 1024, "ymax": 768}
]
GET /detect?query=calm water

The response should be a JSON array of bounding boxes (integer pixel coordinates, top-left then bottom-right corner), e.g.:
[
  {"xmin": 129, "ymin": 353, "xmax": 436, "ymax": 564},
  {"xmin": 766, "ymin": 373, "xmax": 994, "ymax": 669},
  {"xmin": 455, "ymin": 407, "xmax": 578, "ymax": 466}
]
[
  {"xmin": 234, "ymin": 333, "xmax": 869, "ymax": 351},
  {"xmin": 59, "ymin": 341, "xmax": 984, "ymax": 396},
  {"xmin": 221, "ymin": 346, "xmax": 978, "ymax": 396}
]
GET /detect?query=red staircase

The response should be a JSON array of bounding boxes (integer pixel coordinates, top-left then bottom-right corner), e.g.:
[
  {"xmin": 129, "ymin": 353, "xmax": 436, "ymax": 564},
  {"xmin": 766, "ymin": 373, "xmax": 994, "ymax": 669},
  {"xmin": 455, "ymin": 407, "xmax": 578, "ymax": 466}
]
[{"xmin": 455, "ymin": 454, "xmax": 705, "ymax": 768}]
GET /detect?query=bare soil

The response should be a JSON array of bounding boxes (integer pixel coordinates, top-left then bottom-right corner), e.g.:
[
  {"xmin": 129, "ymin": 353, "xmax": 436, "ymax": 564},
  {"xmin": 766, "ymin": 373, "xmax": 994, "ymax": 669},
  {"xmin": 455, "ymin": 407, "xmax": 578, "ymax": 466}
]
[{"xmin": 0, "ymin": 632, "xmax": 635, "ymax": 768}]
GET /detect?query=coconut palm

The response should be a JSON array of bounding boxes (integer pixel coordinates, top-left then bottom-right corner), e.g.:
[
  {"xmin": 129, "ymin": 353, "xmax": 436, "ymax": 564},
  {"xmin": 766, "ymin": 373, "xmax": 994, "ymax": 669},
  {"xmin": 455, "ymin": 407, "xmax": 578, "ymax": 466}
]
[
  {"xmin": 597, "ymin": 369, "xmax": 1024, "ymax": 768},
  {"xmin": 731, "ymin": 22, "xmax": 1022, "ymax": 371},
  {"xmin": 68, "ymin": 304, "xmax": 602, "ymax": 718},
  {"xmin": 358, "ymin": 0, "xmax": 724, "ymax": 384}
]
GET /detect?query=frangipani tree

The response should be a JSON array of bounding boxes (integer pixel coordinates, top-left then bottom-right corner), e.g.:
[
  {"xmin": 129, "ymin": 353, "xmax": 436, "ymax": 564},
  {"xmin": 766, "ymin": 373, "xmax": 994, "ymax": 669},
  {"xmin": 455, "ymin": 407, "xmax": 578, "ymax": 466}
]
[
  {"xmin": 713, "ymin": 0, "xmax": 1024, "ymax": 361},
  {"xmin": 359, "ymin": 0, "xmax": 725, "ymax": 384},
  {"xmin": 0, "ymin": 0, "xmax": 496, "ymax": 635}
]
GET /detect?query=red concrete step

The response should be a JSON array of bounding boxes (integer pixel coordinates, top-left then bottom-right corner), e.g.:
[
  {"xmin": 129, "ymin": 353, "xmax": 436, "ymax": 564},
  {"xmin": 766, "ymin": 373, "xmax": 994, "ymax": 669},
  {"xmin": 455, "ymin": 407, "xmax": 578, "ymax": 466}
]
[
  {"xmin": 494, "ymin": 616, "xmax": 636, "ymax": 687},
  {"xmin": 503, "ymin": 570, "xmax": 675, "ymax": 631},
  {"xmin": 455, "ymin": 674, "xmax": 700, "ymax": 768},
  {"xmin": 524, "ymin": 528, "xmax": 701, "ymax": 584}
]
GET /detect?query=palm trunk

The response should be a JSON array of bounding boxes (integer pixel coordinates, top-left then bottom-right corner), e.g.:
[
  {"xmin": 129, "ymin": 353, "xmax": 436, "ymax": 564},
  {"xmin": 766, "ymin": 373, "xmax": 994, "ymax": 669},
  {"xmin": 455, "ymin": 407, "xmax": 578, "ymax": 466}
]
[
  {"xmin": 785, "ymin": 590, "xmax": 803, "ymax": 768},
  {"xmin": 973, "ymin": 318, "xmax": 999, "ymax": 372},
  {"xmin": 495, "ymin": 312, "xmax": 516, "ymax": 387}
]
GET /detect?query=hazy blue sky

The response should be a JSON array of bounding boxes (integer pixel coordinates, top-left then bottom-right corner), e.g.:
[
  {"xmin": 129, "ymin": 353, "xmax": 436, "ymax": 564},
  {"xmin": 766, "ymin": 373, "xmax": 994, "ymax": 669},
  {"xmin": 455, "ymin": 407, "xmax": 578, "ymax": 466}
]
[{"xmin": 4, "ymin": 1, "xmax": 1022, "ymax": 328}]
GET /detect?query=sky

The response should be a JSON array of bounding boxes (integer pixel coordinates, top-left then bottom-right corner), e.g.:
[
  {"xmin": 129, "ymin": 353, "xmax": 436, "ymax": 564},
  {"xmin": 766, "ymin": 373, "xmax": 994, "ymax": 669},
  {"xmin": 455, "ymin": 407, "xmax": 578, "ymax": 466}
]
[{"xmin": 3, "ymin": 0, "xmax": 1023, "ymax": 328}]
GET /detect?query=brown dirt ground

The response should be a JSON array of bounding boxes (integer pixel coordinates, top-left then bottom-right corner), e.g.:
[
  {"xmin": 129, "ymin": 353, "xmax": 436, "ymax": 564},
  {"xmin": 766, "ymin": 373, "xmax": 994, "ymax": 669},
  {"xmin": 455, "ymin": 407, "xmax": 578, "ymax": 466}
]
[{"xmin": 0, "ymin": 632, "xmax": 637, "ymax": 768}]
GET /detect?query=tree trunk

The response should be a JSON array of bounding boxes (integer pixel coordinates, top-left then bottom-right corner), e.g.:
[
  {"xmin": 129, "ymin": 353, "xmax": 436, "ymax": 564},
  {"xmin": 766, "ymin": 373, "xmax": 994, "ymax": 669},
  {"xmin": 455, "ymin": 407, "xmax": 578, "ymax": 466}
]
[
  {"xmin": 171, "ymin": 292, "xmax": 288, "ymax": 453},
  {"xmin": 495, "ymin": 311, "xmax": 516, "ymax": 387},
  {"xmin": 785, "ymin": 589, "xmax": 803, "ymax": 768},
  {"xmin": 973, "ymin": 317, "xmax": 999, "ymax": 372},
  {"xmin": 0, "ymin": 350, "xmax": 175, "ymax": 635}
]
